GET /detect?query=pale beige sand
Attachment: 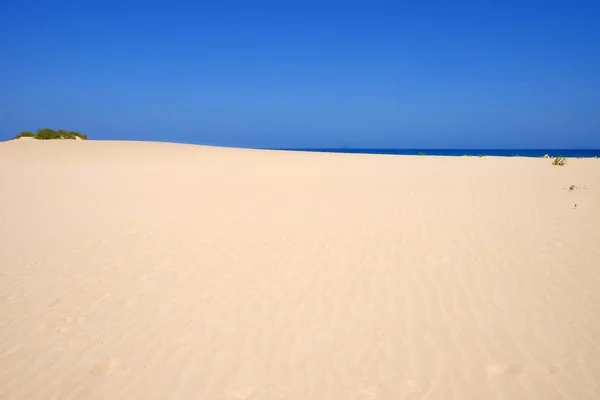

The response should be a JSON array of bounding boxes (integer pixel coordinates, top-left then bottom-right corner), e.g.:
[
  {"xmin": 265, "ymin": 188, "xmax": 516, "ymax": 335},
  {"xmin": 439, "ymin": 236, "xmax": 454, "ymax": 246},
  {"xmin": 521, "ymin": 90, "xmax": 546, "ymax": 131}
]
[{"xmin": 1, "ymin": 139, "xmax": 600, "ymax": 399}]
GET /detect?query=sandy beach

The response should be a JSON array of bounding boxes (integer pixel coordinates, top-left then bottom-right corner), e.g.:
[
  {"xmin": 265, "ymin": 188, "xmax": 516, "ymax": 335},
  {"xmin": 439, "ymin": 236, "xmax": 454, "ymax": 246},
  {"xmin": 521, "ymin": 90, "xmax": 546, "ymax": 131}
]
[{"xmin": 1, "ymin": 139, "xmax": 599, "ymax": 399}]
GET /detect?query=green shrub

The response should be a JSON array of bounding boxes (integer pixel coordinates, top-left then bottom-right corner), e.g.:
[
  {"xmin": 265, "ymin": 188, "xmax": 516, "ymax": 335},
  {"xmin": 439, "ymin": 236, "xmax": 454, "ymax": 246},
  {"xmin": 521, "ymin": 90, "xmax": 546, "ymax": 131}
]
[
  {"xmin": 35, "ymin": 128, "xmax": 61, "ymax": 140},
  {"xmin": 418, "ymin": 152, "xmax": 424, "ymax": 156},
  {"xmin": 32, "ymin": 128, "xmax": 88, "ymax": 140},
  {"xmin": 14, "ymin": 131, "xmax": 35, "ymax": 139},
  {"xmin": 56, "ymin": 129, "xmax": 76, "ymax": 139},
  {"xmin": 552, "ymin": 156, "xmax": 567, "ymax": 166}
]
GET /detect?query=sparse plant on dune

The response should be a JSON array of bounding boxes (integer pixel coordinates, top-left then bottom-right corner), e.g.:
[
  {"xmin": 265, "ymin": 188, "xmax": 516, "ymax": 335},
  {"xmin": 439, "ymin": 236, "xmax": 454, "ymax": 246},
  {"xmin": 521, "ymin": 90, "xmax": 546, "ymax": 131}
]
[
  {"xmin": 13, "ymin": 128, "xmax": 88, "ymax": 140},
  {"xmin": 35, "ymin": 128, "xmax": 62, "ymax": 140},
  {"xmin": 56, "ymin": 129, "xmax": 76, "ymax": 140},
  {"xmin": 418, "ymin": 152, "xmax": 424, "ymax": 156},
  {"xmin": 14, "ymin": 131, "xmax": 34, "ymax": 139},
  {"xmin": 552, "ymin": 156, "xmax": 567, "ymax": 166}
]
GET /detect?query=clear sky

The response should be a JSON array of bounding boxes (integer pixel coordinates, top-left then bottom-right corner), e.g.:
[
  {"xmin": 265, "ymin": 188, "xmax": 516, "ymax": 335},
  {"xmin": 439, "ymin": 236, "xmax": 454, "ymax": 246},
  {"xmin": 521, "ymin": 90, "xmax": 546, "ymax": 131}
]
[{"xmin": 1, "ymin": 1, "xmax": 599, "ymax": 148}]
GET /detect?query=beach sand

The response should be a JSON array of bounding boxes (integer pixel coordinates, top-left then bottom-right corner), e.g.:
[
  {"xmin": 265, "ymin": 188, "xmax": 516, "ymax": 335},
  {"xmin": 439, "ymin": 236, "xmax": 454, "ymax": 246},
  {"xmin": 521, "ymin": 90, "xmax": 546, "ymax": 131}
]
[{"xmin": 1, "ymin": 139, "xmax": 599, "ymax": 399}]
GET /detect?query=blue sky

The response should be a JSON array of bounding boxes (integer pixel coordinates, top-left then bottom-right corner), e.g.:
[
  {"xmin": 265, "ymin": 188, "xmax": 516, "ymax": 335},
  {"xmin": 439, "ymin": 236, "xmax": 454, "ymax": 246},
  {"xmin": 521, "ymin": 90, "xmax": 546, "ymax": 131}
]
[{"xmin": 1, "ymin": 1, "xmax": 599, "ymax": 148}]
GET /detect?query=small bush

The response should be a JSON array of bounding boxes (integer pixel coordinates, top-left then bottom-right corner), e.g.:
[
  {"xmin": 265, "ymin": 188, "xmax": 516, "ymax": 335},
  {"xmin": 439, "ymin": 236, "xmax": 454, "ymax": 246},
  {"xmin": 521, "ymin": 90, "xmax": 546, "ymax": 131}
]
[
  {"xmin": 56, "ymin": 129, "xmax": 76, "ymax": 139},
  {"xmin": 30, "ymin": 128, "xmax": 88, "ymax": 140},
  {"xmin": 418, "ymin": 152, "xmax": 424, "ymax": 156},
  {"xmin": 553, "ymin": 156, "xmax": 567, "ymax": 166},
  {"xmin": 35, "ymin": 128, "xmax": 61, "ymax": 140},
  {"xmin": 15, "ymin": 131, "xmax": 35, "ymax": 139}
]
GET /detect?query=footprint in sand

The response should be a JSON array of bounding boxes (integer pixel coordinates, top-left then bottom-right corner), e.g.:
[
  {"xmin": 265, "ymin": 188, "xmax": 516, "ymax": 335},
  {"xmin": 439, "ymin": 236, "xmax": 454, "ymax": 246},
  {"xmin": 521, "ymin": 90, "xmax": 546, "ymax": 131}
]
[
  {"xmin": 0, "ymin": 345, "xmax": 21, "ymax": 359},
  {"xmin": 199, "ymin": 291, "xmax": 213, "ymax": 300},
  {"xmin": 358, "ymin": 385, "xmax": 377, "ymax": 399},
  {"xmin": 52, "ymin": 317, "xmax": 73, "ymax": 333},
  {"xmin": 400, "ymin": 379, "xmax": 430, "ymax": 394},
  {"xmin": 229, "ymin": 386, "xmax": 257, "ymax": 399},
  {"xmin": 487, "ymin": 363, "xmax": 559, "ymax": 380},
  {"xmin": 5, "ymin": 294, "xmax": 17, "ymax": 302},
  {"xmin": 67, "ymin": 333, "xmax": 89, "ymax": 349},
  {"xmin": 89, "ymin": 358, "xmax": 119, "ymax": 377},
  {"xmin": 124, "ymin": 297, "xmax": 138, "ymax": 307},
  {"xmin": 48, "ymin": 298, "xmax": 64, "ymax": 309}
]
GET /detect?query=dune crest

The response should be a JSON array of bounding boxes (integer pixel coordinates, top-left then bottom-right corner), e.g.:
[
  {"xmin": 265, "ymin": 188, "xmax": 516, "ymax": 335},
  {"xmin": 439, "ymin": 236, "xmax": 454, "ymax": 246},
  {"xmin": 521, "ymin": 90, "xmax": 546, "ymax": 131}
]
[{"xmin": 1, "ymin": 140, "xmax": 599, "ymax": 399}]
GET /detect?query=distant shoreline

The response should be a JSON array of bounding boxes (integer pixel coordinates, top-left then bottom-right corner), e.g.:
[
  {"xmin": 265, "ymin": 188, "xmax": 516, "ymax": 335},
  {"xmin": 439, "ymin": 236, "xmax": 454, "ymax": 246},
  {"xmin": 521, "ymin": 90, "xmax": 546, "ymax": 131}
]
[{"xmin": 272, "ymin": 148, "xmax": 600, "ymax": 158}]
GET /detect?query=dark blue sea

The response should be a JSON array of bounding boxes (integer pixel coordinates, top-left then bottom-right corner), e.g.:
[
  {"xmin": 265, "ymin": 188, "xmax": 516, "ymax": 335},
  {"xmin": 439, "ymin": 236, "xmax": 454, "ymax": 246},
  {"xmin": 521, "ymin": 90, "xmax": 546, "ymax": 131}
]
[{"xmin": 281, "ymin": 149, "xmax": 600, "ymax": 158}]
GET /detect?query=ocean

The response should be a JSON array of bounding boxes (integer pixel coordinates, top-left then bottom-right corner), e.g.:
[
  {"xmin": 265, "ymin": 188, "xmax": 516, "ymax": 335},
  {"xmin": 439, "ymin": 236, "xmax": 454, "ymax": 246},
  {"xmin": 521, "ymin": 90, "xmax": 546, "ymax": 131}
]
[{"xmin": 280, "ymin": 149, "xmax": 600, "ymax": 158}]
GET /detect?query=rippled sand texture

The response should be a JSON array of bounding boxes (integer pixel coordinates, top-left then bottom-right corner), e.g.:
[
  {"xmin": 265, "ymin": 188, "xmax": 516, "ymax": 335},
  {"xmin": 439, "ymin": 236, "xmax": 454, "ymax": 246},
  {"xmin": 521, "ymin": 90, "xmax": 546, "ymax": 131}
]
[{"xmin": 1, "ymin": 140, "xmax": 600, "ymax": 399}]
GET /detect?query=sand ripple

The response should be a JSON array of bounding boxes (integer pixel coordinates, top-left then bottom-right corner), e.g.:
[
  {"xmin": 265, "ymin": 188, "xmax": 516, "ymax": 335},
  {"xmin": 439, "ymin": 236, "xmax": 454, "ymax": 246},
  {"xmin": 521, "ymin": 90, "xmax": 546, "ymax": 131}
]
[{"xmin": 1, "ymin": 140, "xmax": 600, "ymax": 399}]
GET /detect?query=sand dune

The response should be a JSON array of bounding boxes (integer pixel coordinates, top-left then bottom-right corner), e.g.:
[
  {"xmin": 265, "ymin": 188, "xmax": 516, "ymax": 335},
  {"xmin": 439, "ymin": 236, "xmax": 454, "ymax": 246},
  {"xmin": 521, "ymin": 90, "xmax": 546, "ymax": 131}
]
[{"xmin": 1, "ymin": 139, "xmax": 599, "ymax": 399}]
